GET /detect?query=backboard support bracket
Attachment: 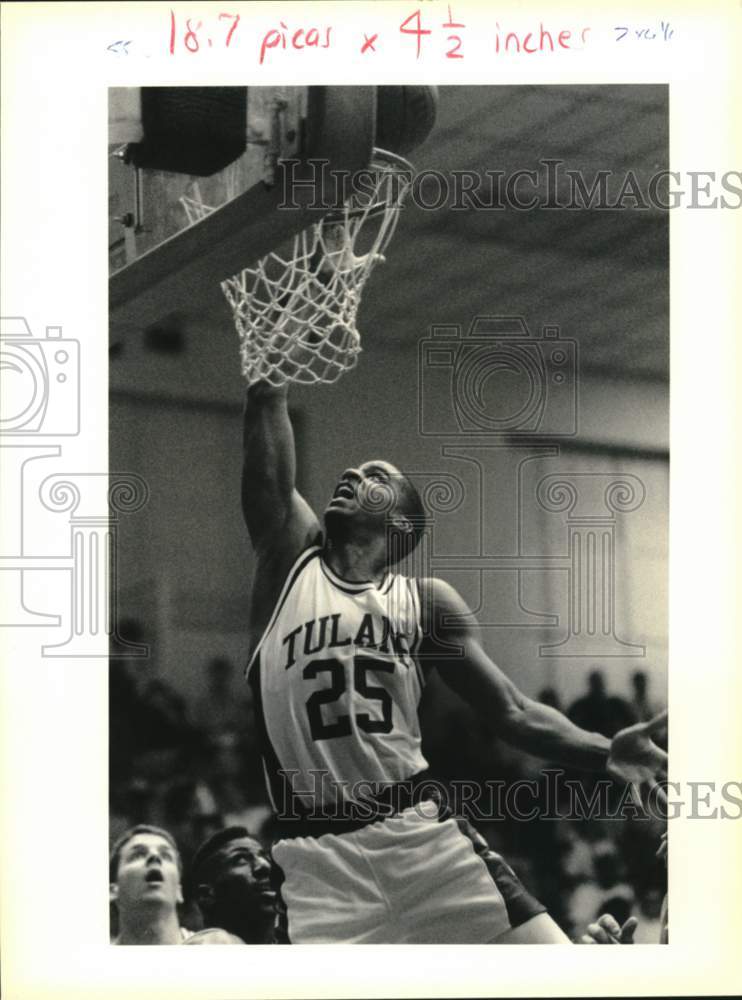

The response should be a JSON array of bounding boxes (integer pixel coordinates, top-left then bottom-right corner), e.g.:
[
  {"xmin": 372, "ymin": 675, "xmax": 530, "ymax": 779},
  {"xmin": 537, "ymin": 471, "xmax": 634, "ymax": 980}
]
[{"xmin": 109, "ymin": 86, "xmax": 376, "ymax": 339}]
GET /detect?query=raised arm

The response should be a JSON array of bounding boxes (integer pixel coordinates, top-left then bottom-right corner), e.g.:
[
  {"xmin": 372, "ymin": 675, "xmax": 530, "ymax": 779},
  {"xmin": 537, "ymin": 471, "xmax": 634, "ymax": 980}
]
[
  {"xmin": 241, "ymin": 382, "xmax": 320, "ymax": 558},
  {"xmin": 418, "ymin": 577, "xmax": 667, "ymax": 788}
]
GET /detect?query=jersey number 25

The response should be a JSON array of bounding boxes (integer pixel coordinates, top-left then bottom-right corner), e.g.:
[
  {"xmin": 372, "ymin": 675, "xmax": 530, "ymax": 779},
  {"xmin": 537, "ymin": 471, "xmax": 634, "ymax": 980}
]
[{"xmin": 303, "ymin": 656, "xmax": 394, "ymax": 741}]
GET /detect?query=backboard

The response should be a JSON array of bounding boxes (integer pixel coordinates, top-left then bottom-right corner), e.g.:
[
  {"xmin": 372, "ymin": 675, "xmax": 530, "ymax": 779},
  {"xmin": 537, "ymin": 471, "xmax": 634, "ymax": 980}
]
[{"xmin": 109, "ymin": 87, "xmax": 377, "ymax": 341}]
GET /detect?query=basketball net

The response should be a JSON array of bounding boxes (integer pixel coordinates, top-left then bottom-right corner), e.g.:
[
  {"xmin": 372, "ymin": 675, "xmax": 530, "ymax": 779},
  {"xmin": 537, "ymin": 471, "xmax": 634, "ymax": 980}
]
[{"xmin": 181, "ymin": 149, "xmax": 413, "ymax": 387}]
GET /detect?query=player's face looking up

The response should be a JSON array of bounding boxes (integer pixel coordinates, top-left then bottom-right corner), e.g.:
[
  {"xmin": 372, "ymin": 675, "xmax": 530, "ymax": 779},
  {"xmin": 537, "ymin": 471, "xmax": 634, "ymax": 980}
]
[
  {"xmin": 111, "ymin": 832, "xmax": 183, "ymax": 911},
  {"xmin": 199, "ymin": 837, "xmax": 276, "ymax": 922},
  {"xmin": 325, "ymin": 460, "xmax": 414, "ymax": 536}
]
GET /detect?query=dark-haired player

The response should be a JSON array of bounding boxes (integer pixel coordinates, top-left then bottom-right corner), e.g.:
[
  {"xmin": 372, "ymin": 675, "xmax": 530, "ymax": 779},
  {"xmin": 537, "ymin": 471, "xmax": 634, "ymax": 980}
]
[
  {"xmin": 241, "ymin": 380, "xmax": 667, "ymax": 943},
  {"xmin": 189, "ymin": 826, "xmax": 276, "ymax": 944}
]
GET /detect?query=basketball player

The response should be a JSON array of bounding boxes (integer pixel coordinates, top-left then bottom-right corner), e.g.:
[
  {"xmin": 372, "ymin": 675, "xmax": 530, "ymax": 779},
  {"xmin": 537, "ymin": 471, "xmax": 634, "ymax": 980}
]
[
  {"xmin": 241, "ymin": 380, "xmax": 668, "ymax": 944},
  {"xmin": 110, "ymin": 824, "xmax": 246, "ymax": 944},
  {"xmin": 110, "ymin": 825, "xmax": 186, "ymax": 945},
  {"xmin": 190, "ymin": 826, "xmax": 276, "ymax": 943}
]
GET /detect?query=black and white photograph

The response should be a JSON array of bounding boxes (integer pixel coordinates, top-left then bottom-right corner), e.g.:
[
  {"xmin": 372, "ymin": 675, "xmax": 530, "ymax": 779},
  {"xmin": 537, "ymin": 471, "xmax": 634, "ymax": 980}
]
[
  {"xmin": 108, "ymin": 82, "xmax": 670, "ymax": 946},
  {"xmin": 1, "ymin": 3, "xmax": 740, "ymax": 998}
]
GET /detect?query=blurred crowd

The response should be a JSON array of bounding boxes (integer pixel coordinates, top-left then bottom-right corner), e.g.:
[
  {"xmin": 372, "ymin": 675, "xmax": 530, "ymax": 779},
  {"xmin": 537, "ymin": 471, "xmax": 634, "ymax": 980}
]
[{"xmin": 110, "ymin": 622, "xmax": 666, "ymax": 943}]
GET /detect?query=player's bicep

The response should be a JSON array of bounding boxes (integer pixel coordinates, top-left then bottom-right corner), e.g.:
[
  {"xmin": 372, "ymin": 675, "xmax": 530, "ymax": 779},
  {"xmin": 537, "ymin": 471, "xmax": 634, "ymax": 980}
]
[
  {"xmin": 242, "ymin": 482, "xmax": 320, "ymax": 558},
  {"xmin": 418, "ymin": 577, "xmax": 525, "ymax": 724}
]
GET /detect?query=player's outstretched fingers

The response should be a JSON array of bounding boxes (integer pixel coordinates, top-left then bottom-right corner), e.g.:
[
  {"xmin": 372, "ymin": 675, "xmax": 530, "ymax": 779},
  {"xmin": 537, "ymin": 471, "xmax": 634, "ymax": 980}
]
[
  {"xmin": 643, "ymin": 709, "xmax": 668, "ymax": 736},
  {"xmin": 581, "ymin": 919, "xmax": 617, "ymax": 944},
  {"xmin": 597, "ymin": 914, "xmax": 622, "ymax": 938},
  {"xmin": 618, "ymin": 916, "xmax": 638, "ymax": 944},
  {"xmin": 582, "ymin": 914, "xmax": 638, "ymax": 944}
]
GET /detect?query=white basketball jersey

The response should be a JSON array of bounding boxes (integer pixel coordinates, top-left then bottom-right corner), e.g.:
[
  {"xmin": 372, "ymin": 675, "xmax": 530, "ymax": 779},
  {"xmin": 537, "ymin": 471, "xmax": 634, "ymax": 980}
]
[{"xmin": 246, "ymin": 546, "xmax": 428, "ymax": 811}]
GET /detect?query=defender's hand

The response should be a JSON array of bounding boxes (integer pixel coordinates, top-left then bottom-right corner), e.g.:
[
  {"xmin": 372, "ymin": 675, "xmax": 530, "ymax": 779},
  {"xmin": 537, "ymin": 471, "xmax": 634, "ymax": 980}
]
[
  {"xmin": 579, "ymin": 914, "xmax": 638, "ymax": 944},
  {"xmin": 607, "ymin": 710, "xmax": 668, "ymax": 806}
]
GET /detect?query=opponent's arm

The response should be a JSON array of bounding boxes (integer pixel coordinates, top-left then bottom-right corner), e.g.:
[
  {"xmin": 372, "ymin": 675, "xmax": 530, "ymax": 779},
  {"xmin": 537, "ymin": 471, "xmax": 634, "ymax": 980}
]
[
  {"xmin": 420, "ymin": 578, "xmax": 667, "ymax": 785},
  {"xmin": 241, "ymin": 382, "xmax": 319, "ymax": 556}
]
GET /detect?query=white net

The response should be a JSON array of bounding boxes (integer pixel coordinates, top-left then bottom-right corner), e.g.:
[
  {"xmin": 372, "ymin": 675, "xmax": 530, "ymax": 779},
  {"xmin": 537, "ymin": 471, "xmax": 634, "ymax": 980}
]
[
  {"xmin": 181, "ymin": 149, "xmax": 412, "ymax": 386},
  {"xmin": 181, "ymin": 160, "xmax": 242, "ymax": 226}
]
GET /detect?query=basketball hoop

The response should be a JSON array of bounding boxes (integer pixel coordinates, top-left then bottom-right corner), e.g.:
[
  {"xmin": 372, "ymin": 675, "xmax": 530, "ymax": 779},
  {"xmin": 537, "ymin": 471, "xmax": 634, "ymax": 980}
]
[{"xmin": 181, "ymin": 149, "xmax": 413, "ymax": 386}]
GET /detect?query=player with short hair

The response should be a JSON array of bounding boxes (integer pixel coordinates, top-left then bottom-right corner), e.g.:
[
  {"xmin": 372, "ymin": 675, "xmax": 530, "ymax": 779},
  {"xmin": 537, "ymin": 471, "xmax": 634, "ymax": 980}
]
[
  {"xmin": 241, "ymin": 370, "xmax": 666, "ymax": 945},
  {"xmin": 189, "ymin": 826, "xmax": 276, "ymax": 944},
  {"xmin": 109, "ymin": 825, "xmax": 186, "ymax": 945}
]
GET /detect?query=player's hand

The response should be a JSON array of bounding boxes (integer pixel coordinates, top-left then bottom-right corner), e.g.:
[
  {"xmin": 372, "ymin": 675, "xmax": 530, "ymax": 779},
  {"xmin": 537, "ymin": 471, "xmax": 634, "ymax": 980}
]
[
  {"xmin": 607, "ymin": 710, "xmax": 668, "ymax": 808},
  {"xmin": 579, "ymin": 914, "xmax": 638, "ymax": 944}
]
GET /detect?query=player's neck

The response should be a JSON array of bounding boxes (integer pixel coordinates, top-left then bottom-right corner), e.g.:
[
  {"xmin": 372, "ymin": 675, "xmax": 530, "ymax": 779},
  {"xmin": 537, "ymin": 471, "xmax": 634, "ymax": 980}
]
[
  {"xmin": 323, "ymin": 536, "xmax": 387, "ymax": 585},
  {"xmin": 116, "ymin": 907, "xmax": 182, "ymax": 945},
  {"xmin": 246, "ymin": 922, "xmax": 275, "ymax": 944},
  {"xmin": 230, "ymin": 914, "xmax": 274, "ymax": 944}
]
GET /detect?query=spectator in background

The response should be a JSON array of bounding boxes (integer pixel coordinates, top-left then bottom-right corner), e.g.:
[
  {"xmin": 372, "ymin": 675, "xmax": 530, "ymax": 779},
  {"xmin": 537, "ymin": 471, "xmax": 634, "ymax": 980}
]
[
  {"xmin": 190, "ymin": 827, "xmax": 277, "ymax": 944},
  {"xmin": 109, "ymin": 618, "xmax": 148, "ymax": 782},
  {"xmin": 109, "ymin": 659, "xmax": 142, "ymax": 780},
  {"xmin": 163, "ymin": 777, "xmax": 224, "ymax": 865},
  {"xmin": 568, "ymin": 669, "xmax": 636, "ymax": 739},
  {"xmin": 537, "ymin": 687, "xmax": 562, "ymax": 712},
  {"xmin": 194, "ymin": 657, "xmax": 250, "ymax": 737},
  {"xmin": 630, "ymin": 670, "xmax": 662, "ymax": 723},
  {"xmin": 110, "ymin": 777, "xmax": 158, "ymax": 844},
  {"xmin": 110, "ymin": 825, "xmax": 186, "ymax": 944},
  {"xmin": 194, "ymin": 657, "xmax": 255, "ymax": 812},
  {"xmin": 138, "ymin": 678, "xmax": 196, "ymax": 756}
]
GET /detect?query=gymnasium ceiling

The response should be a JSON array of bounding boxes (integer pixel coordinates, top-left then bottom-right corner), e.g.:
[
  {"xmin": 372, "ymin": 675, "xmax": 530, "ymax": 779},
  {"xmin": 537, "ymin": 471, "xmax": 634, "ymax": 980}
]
[
  {"xmin": 110, "ymin": 84, "xmax": 669, "ymax": 403},
  {"xmin": 363, "ymin": 83, "xmax": 669, "ymax": 381}
]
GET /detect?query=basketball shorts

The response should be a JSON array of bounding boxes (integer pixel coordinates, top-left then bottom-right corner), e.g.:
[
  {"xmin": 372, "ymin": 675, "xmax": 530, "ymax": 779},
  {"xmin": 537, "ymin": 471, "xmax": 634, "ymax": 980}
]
[{"xmin": 271, "ymin": 799, "xmax": 545, "ymax": 944}]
